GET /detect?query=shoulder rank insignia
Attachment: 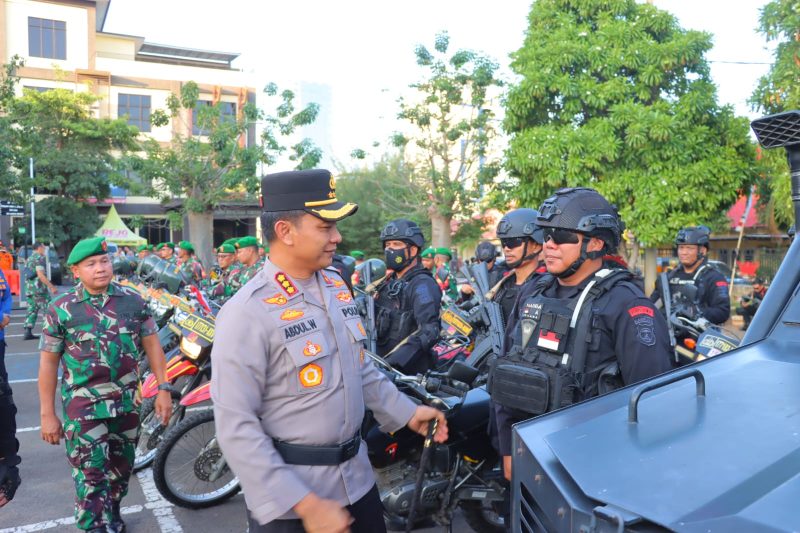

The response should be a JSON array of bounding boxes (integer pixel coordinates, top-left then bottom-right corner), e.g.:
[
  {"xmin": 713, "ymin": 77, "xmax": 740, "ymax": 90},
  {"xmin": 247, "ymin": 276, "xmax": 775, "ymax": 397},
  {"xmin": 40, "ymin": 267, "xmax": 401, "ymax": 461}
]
[
  {"xmin": 264, "ymin": 294, "xmax": 288, "ymax": 306},
  {"xmin": 280, "ymin": 309, "xmax": 304, "ymax": 321},
  {"xmin": 321, "ymin": 272, "xmax": 334, "ymax": 285},
  {"xmin": 275, "ymin": 272, "xmax": 298, "ymax": 296}
]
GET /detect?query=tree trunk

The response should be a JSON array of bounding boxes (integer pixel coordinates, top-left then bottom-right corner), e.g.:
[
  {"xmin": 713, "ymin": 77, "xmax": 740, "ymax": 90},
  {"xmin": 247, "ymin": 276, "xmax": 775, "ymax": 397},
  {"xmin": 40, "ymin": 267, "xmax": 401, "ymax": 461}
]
[
  {"xmin": 187, "ymin": 210, "xmax": 215, "ymax": 270},
  {"xmin": 429, "ymin": 208, "xmax": 452, "ymax": 248}
]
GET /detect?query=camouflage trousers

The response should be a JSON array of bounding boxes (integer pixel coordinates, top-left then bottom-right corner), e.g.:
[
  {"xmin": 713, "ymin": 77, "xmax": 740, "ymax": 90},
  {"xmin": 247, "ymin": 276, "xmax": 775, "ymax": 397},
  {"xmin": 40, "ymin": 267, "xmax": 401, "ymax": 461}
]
[
  {"xmin": 24, "ymin": 287, "xmax": 49, "ymax": 328},
  {"xmin": 63, "ymin": 412, "xmax": 139, "ymax": 530}
]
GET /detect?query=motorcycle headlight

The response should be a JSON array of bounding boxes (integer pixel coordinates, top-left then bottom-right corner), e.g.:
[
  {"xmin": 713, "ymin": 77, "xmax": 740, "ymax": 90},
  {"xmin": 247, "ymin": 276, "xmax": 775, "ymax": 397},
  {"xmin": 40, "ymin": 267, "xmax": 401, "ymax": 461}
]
[{"xmin": 180, "ymin": 337, "xmax": 203, "ymax": 360}]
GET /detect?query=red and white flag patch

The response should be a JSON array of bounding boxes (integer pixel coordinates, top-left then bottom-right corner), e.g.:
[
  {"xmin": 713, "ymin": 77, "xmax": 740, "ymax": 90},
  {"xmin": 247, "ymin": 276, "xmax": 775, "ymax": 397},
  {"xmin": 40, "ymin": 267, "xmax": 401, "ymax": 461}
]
[{"xmin": 537, "ymin": 330, "xmax": 560, "ymax": 351}]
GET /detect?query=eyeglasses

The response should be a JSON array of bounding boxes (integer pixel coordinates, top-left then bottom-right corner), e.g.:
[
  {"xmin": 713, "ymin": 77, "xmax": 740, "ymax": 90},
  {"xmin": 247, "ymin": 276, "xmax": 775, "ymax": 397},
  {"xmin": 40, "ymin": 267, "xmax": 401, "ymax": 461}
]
[
  {"xmin": 542, "ymin": 228, "xmax": 581, "ymax": 245},
  {"xmin": 500, "ymin": 237, "xmax": 526, "ymax": 249}
]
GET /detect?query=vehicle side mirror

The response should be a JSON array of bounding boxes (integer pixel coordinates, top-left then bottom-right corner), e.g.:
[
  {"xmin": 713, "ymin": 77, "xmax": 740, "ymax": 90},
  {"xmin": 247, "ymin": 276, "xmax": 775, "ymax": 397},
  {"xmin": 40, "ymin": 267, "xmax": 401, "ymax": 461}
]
[{"xmin": 447, "ymin": 361, "xmax": 480, "ymax": 386}]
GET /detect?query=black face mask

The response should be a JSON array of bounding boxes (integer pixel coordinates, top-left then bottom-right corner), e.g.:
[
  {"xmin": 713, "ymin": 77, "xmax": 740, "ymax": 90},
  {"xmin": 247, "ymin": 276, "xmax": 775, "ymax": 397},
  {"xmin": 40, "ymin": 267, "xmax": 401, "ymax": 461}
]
[{"xmin": 385, "ymin": 247, "xmax": 411, "ymax": 271}]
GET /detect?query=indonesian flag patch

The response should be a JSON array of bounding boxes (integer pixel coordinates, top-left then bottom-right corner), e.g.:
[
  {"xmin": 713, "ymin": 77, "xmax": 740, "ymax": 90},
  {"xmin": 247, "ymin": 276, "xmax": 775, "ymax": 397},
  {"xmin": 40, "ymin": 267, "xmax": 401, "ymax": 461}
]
[{"xmin": 537, "ymin": 330, "xmax": 561, "ymax": 352}]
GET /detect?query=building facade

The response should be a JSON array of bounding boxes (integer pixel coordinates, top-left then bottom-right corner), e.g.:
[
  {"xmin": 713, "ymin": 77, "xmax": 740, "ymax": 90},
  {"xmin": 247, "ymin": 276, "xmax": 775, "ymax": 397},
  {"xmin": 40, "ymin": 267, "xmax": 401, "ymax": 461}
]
[{"xmin": 0, "ymin": 0, "xmax": 259, "ymax": 247}]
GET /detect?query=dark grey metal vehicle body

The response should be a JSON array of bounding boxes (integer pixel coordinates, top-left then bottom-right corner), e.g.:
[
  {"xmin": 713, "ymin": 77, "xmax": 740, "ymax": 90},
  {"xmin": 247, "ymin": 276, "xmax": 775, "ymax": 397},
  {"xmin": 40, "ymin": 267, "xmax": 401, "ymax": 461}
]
[{"xmin": 511, "ymin": 111, "xmax": 800, "ymax": 532}]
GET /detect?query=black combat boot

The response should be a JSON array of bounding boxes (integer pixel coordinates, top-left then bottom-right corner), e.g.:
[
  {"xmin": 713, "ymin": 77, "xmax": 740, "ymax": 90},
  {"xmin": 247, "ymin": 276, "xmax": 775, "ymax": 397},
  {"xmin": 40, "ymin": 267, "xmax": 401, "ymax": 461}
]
[
  {"xmin": 108, "ymin": 501, "xmax": 126, "ymax": 533},
  {"xmin": 23, "ymin": 328, "xmax": 38, "ymax": 340}
]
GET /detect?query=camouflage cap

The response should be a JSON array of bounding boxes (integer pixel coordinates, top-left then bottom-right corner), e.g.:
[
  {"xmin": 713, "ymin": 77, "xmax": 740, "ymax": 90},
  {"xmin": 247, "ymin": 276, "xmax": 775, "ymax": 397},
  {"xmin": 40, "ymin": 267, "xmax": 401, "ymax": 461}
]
[
  {"xmin": 177, "ymin": 240, "xmax": 195, "ymax": 253},
  {"xmin": 421, "ymin": 247, "xmax": 436, "ymax": 259},
  {"xmin": 350, "ymin": 250, "xmax": 365, "ymax": 259},
  {"xmin": 216, "ymin": 243, "xmax": 236, "ymax": 254},
  {"xmin": 68, "ymin": 237, "xmax": 109, "ymax": 266},
  {"xmin": 235, "ymin": 236, "xmax": 259, "ymax": 249}
]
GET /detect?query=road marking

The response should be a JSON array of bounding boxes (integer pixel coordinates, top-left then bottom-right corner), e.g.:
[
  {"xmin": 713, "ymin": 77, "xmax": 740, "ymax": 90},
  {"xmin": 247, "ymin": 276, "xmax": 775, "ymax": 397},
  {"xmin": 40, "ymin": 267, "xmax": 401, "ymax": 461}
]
[
  {"xmin": 6, "ymin": 352, "xmax": 40, "ymax": 357},
  {"xmin": 0, "ymin": 505, "xmax": 143, "ymax": 533},
  {"xmin": 136, "ymin": 468, "xmax": 184, "ymax": 532},
  {"xmin": 16, "ymin": 426, "xmax": 40, "ymax": 433},
  {"xmin": 8, "ymin": 378, "xmax": 38, "ymax": 384}
]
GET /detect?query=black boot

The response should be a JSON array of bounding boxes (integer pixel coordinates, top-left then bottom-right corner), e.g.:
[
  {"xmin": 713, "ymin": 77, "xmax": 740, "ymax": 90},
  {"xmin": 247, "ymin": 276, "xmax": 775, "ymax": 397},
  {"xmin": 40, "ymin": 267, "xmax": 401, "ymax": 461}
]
[
  {"xmin": 23, "ymin": 328, "xmax": 38, "ymax": 340},
  {"xmin": 108, "ymin": 502, "xmax": 126, "ymax": 533},
  {"xmin": 86, "ymin": 527, "xmax": 109, "ymax": 533}
]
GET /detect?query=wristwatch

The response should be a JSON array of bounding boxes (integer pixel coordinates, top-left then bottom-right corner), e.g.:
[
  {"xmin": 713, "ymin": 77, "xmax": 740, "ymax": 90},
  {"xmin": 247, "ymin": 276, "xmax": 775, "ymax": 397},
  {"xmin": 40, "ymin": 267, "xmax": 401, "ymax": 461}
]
[{"xmin": 157, "ymin": 383, "xmax": 173, "ymax": 392}]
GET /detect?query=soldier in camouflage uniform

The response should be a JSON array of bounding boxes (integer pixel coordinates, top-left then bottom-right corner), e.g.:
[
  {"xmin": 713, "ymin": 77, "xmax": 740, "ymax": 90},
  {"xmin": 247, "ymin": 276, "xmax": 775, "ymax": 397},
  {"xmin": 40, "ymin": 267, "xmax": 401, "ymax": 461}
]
[
  {"xmin": 38, "ymin": 237, "xmax": 172, "ymax": 533},
  {"xmin": 226, "ymin": 236, "xmax": 265, "ymax": 294},
  {"xmin": 155, "ymin": 242, "xmax": 176, "ymax": 264},
  {"xmin": 433, "ymin": 247, "xmax": 458, "ymax": 302},
  {"xmin": 24, "ymin": 242, "xmax": 58, "ymax": 340},
  {"xmin": 175, "ymin": 241, "xmax": 205, "ymax": 285},
  {"xmin": 208, "ymin": 243, "xmax": 238, "ymax": 304}
]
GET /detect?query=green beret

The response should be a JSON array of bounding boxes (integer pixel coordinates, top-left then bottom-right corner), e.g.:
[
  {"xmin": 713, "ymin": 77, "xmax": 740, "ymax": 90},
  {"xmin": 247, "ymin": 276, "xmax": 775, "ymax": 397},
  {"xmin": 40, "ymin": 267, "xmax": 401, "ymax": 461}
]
[
  {"xmin": 177, "ymin": 240, "xmax": 195, "ymax": 253},
  {"xmin": 421, "ymin": 247, "xmax": 435, "ymax": 259},
  {"xmin": 155, "ymin": 242, "xmax": 175, "ymax": 251},
  {"xmin": 435, "ymin": 247, "xmax": 452, "ymax": 259},
  {"xmin": 68, "ymin": 237, "xmax": 109, "ymax": 266},
  {"xmin": 216, "ymin": 243, "xmax": 236, "ymax": 254},
  {"xmin": 259, "ymin": 244, "xmax": 269, "ymax": 252},
  {"xmin": 350, "ymin": 250, "xmax": 365, "ymax": 259},
  {"xmin": 222, "ymin": 237, "xmax": 240, "ymax": 247},
  {"xmin": 235, "ymin": 236, "xmax": 259, "ymax": 249},
  {"xmin": 136, "ymin": 244, "xmax": 149, "ymax": 253}
]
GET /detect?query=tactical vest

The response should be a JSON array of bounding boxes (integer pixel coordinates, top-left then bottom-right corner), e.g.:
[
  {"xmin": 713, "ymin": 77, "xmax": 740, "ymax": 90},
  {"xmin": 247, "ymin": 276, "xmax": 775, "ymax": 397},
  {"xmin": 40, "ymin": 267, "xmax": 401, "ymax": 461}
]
[
  {"xmin": 668, "ymin": 264, "xmax": 709, "ymax": 306},
  {"xmin": 374, "ymin": 269, "xmax": 432, "ymax": 351},
  {"xmin": 488, "ymin": 268, "xmax": 633, "ymax": 416}
]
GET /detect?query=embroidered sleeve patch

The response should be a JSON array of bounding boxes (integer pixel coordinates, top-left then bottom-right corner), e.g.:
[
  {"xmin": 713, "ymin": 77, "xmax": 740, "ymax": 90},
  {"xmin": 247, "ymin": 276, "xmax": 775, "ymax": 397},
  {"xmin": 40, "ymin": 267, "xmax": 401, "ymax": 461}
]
[
  {"xmin": 633, "ymin": 316, "xmax": 656, "ymax": 346},
  {"xmin": 715, "ymin": 281, "xmax": 728, "ymax": 287},
  {"xmin": 628, "ymin": 306, "xmax": 654, "ymax": 318}
]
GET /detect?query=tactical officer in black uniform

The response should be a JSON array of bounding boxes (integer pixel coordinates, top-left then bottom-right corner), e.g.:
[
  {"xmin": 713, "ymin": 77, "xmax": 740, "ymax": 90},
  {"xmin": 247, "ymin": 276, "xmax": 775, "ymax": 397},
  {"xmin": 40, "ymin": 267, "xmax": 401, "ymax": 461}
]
[
  {"xmin": 476, "ymin": 240, "xmax": 508, "ymax": 288},
  {"xmin": 0, "ymin": 374, "xmax": 20, "ymax": 507},
  {"xmin": 489, "ymin": 188, "xmax": 673, "ymax": 485},
  {"xmin": 650, "ymin": 226, "xmax": 730, "ymax": 325},
  {"xmin": 374, "ymin": 219, "xmax": 442, "ymax": 375}
]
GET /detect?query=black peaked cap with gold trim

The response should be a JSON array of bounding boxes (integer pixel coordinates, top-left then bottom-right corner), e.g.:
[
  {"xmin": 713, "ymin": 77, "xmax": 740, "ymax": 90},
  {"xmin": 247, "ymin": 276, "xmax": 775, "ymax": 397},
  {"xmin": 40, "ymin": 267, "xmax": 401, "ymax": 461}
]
[{"xmin": 261, "ymin": 169, "xmax": 358, "ymax": 222}]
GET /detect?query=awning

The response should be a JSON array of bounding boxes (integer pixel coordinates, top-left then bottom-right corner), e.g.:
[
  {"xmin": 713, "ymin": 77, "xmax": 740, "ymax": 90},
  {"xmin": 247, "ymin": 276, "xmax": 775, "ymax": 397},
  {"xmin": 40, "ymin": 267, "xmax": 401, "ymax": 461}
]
[{"xmin": 95, "ymin": 205, "xmax": 146, "ymax": 246}]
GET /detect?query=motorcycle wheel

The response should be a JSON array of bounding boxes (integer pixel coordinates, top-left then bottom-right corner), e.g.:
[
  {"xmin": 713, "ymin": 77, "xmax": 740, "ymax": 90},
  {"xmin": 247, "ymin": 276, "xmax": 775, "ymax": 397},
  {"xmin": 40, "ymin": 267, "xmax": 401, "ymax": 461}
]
[
  {"xmin": 461, "ymin": 500, "xmax": 505, "ymax": 533},
  {"xmin": 152, "ymin": 409, "xmax": 240, "ymax": 508},
  {"xmin": 134, "ymin": 397, "xmax": 183, "ymax": 472}
]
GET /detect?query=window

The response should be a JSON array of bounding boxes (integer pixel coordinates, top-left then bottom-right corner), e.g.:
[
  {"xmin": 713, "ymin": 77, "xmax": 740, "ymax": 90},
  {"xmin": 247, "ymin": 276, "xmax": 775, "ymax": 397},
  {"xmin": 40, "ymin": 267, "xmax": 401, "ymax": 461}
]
[
  {"xmin": 118, "ymin": 94, "xmax": 151, "ymax": 132},
  {"xmin": 28, "ymin": 17, "xmax": 66, "ymax": 60},
  {"xmin": 193, "ymin": 100, "xmax": 236, "ymax": 135},
  {"xmin": 23, "ymin": 86, "xmax": 52, "ymax": 93}
]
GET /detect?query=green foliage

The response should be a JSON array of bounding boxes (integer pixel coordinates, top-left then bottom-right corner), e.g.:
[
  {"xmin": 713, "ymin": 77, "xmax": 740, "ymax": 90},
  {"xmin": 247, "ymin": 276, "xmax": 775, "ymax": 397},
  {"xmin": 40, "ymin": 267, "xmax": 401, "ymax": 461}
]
[
  {"xmin": 0, "ymin": 57, "xmax": 23, "ymax": 205},
  {"xmin": 335, "ymin": 155, "xmax": 431, "ymax": 257},
  {"xmin": 749, "ymin": 0, "xmax": 800, "ymax": 229},
  {"xmin": 260, "ymin": 84, "xmax": 321, "ymax": 169},
  {"xmin": 7, "ymin": 81, "xmax": 139, "ymax": 246},
  {"xmin": 504, "ymin": 0, "xmax": 757, "ymax": 248},
  {"xmin": 398, "ymin": 32, "xmax": 503, "ymax": 246}
]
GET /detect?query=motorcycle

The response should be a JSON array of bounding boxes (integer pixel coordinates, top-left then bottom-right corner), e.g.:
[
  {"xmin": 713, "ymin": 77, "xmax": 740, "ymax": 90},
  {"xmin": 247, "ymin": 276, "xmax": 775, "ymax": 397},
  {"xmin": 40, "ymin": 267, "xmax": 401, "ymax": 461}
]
[
  {"xmin": 133, "ymin": 312, "xmax": 214, "ymax": 471},
  {"xmin": 365, "ymin": 353, "xmax": 506, "ymax": 532},
  {"xmin": 151, "ymin": 379, "xmax": 241, "ymax": 508}
]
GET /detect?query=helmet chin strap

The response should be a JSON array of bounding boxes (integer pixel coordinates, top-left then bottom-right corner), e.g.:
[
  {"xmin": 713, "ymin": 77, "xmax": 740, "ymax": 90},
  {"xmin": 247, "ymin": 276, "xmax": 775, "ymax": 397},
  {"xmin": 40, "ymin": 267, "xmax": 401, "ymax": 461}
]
[
  {"xmin": 505, "ymin": 241, "xmax": 540, "ymax": 269},
  {"xmin": 554, "ymin": 238, "xmax": 605, "ymax": 279}
]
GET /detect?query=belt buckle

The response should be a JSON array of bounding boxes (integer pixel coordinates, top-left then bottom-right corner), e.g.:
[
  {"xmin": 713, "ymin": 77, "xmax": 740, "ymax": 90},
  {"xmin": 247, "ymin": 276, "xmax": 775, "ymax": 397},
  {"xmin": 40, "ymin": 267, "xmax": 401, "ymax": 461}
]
[{"xmin": 341, "ymin": 435, "xmax": 359, "ymax": 458}]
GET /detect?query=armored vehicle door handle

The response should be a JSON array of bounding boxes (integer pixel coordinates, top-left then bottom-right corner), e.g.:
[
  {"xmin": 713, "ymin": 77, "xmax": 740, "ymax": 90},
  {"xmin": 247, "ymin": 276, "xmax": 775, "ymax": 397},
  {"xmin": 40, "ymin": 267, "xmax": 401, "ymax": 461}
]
[{"xmin": 628, "ymin": 369, "xmax": 705, "ymax": 423}]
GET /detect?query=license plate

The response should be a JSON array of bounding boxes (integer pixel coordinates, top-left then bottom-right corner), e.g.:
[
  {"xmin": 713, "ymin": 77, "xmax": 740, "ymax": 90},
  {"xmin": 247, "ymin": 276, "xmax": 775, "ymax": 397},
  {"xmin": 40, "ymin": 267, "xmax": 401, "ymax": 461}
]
[
  {"xmin": 441, "ymin": 309, "xmax": 472, "ymax": 336},
  {"xmin": 180, "ymin": 314, "xmax": 215, "ymax": 342}
]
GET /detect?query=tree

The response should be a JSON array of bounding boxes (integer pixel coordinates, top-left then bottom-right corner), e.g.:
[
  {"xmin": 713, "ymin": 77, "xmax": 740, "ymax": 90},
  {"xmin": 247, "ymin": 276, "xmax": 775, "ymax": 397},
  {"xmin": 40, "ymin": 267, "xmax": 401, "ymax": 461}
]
[
  {"xmin": 9, "ymin": 84, "xmax": 139, "ymax": 248},
  {"xmin": 504, "ymin": 0, "xmax": 757, "ymax": 264},
  {"xmin": 395, "ymin": 32, "xmax": 502, "ymax": 248},
  {"xmin": 749, "ymin": 0, "xmax": 800, "ymax": 229},
  {"xmin": 138, "ymin": 81, "xmax": 321, "ymax": 268},
  {"xmin": 336, "ymin": 155, "xmax": 431, "ymax": 258}
]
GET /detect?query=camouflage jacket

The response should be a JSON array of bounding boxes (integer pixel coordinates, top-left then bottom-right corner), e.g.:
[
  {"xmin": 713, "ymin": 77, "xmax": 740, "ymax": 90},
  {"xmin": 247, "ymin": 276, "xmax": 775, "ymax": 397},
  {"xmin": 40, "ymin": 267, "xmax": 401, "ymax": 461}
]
[
  {"xmin": 209, "ymin": 265, "xmax": 237, "ymax": 304},
  {"xmin": 227, "ymin": 257, "xmax": 265, "ymax": 295},
  {"xmin": 25, "ymin": 251, "xmax": 47, "ymax": 292},
  {"xmin": 177, "ymin": 257, "xmax": 205, "ymax": 285},
  {"xmin": 39, "ymin": 281, "xmax": 158, "ymax": 421}
]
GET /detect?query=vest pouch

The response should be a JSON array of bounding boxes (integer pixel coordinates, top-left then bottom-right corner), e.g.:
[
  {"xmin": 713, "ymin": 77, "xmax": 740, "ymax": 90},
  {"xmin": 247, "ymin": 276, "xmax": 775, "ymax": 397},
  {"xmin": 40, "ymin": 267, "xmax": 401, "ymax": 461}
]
[
  {"xmin": 375, "ymin": 307, "xmax": 392, "ymax": 338},
  {"xmin": 489, "ymin": 360, "xmax": 549, "ymax": 416}
]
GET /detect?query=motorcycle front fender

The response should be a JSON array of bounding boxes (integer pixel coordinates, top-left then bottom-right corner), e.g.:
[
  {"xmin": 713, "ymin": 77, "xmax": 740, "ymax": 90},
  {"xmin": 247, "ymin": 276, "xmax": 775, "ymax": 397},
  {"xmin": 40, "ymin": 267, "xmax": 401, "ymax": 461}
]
[
  {"xmin": 180, "ymin": 381, "xmax": 211, "ymax": 407},
  {"xmin": 141, "ymin": 354, "xmax": 185, "ymax": 398}
]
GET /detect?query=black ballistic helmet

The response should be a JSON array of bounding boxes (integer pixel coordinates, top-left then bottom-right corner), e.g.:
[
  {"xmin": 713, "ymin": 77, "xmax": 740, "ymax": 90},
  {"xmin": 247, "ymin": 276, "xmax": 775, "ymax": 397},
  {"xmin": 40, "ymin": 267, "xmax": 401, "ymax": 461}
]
[
  {"xmin": 380, "ymin": 219, "xmax": 425, "ymax": 249},
  {"xmin": 675, "ymin": 226, "xmax": 711, "ymax": 248},
  {"xmin": 496, "ymin": 208, "xmax": 544, "ymax": 244},
  {"xmin": 537, "ymin": 187, "xmax": 623, "ymax": 250},
  {"xmin": 475, "ymin": 240, "xmax": 498, "ymax": 262}
]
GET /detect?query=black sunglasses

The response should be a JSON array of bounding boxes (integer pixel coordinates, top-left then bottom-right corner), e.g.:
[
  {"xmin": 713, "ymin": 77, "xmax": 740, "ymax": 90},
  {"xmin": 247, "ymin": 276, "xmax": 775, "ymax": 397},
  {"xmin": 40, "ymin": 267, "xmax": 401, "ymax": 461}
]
[
  {"xmin": 542, "ymin": 228, "xmax": 581, "ymax": 245},
  {"xmin": 500, "ymin": 237, "xmax": 526, "ymax": 249}
]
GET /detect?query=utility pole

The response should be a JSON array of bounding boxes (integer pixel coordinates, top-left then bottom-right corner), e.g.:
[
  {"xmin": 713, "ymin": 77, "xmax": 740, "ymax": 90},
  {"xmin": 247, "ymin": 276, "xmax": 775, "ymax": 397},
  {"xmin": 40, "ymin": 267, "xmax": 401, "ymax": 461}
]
[{"xmin": 29, "ymin": 157, "xmax": 35, "ymax": 244}]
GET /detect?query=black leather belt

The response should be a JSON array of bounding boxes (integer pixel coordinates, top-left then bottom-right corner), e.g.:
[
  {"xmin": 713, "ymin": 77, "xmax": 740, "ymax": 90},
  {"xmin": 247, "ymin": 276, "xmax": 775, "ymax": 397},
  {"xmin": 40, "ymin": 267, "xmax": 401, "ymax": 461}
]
[{"xmin": 273, "ymin": 432, "xmax": 362, "ymax": 466}]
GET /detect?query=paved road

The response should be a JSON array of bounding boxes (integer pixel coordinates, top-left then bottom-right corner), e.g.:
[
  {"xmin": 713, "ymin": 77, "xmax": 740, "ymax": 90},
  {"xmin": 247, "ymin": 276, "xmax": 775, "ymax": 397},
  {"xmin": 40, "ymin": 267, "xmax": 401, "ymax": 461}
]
[{"xmin": 1, "ymin": 292, "xmax": 465, "ymax": 533}]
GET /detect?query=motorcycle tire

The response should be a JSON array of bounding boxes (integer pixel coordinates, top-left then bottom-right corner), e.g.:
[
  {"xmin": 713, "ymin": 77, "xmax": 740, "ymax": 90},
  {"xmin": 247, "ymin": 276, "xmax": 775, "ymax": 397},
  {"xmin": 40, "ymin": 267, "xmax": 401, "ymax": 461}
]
[
  {"xmin": 152, "ymin": 409, "xmax": 240, "ymax": 508},
  {"xmin": 134, "ymin": 397, "xmax": 184, "ymax": 472},
  {"xmin": 461, "ymin": 500, "xmax": 505, "ymax": 533}
]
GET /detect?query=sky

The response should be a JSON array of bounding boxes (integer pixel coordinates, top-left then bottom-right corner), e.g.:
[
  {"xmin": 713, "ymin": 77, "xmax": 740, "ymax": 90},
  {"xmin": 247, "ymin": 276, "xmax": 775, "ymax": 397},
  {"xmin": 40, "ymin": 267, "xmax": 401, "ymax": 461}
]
[{"xmin": 103, "ymin": 0, "xmax": 775, "ymax": 168}]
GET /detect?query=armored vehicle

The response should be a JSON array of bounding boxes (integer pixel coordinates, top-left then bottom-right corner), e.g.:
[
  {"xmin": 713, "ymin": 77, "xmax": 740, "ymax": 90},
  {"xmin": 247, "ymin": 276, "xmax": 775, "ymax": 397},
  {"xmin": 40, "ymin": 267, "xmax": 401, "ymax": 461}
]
[{"xmin": 511, "ymin": 111, "xmax": 800, "ymax": 532}]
